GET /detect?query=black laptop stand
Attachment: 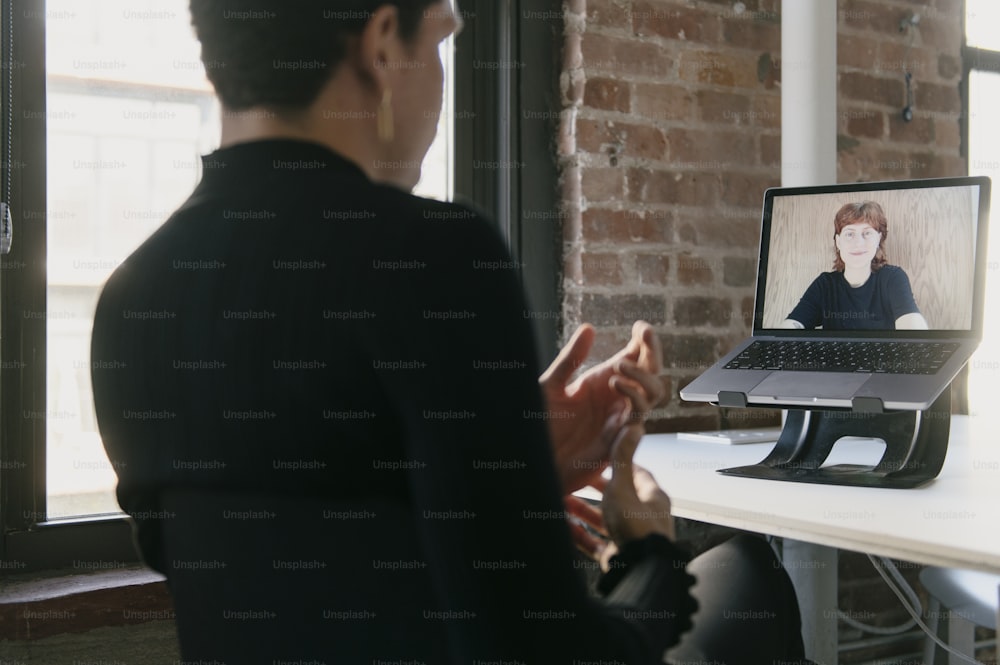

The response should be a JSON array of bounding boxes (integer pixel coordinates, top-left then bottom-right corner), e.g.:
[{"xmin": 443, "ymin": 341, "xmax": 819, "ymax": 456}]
[{"xmin": 714, "ymin": 384, "xmax": 951, "ymax": 489}]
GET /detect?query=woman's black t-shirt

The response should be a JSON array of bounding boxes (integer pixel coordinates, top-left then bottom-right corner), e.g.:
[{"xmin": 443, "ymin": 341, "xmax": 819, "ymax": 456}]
[{"xmin": 787, "ymin": 265, "xmax": 921, "ymax": 330}]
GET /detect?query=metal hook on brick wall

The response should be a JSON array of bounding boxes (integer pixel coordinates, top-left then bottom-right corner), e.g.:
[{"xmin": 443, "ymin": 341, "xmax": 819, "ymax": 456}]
[
  {"xmin": 902, "ymin": 73, "xmax": 915, "ymax": 123},
  {"xmin": 608, "ymin": 140, "xmax": 623, "ymax": 167},
  {"xmin": 899, "ymin": 12, "xmax": 920, "ymax": 123},
  {"xmin": 898, "ymin": 11, "xmax": 921, "ymax": 33}
]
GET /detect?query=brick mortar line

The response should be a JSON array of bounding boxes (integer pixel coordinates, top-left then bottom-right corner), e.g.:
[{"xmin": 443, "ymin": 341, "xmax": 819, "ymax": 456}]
[
  {"xmin": 581, "ymin": 158, "xmax": 776, "ymax": 171},
  {"xmin": 573, "ymin": 115, "xmax": 783, "ymax": 133}
]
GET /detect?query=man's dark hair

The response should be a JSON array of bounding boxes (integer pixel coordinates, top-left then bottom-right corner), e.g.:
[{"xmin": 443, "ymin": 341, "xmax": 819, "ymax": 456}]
[{"xmin": 190, "ymin": 1, "xmax": 441, "ymax": 110}]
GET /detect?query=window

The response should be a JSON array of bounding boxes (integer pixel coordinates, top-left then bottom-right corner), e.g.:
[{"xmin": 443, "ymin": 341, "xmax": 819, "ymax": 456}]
[
  {"xmin": 41, "ymin": 0, "xmax": 455, "ymax": 521},
  {"xmin": 44, "ymin": 0, "xmax": 222, "ymax": 519},
  {"xmin": 1, "ymin": 0, "xmax": 559, "ymax": 571},
  {"xmin": 451, "ymin": 0, "xmax": 562, "ymax": 362},
  {"xmin": 963, "ymin": 0, "xmax": 1000, "ymax": 416},
  {"xmin": 0, "ymin": 0, "xmax": 459, "ymax": 568}
]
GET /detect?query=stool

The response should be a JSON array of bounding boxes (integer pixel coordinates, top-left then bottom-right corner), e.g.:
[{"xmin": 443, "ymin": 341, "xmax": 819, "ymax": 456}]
[{"xmin": 920, "ymin": 566, "xmax": 999, "ymax": 665}]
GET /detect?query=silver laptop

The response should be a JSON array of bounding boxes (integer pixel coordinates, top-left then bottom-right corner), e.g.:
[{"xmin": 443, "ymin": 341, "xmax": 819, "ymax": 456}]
[{"xmin": 681, "ymin": 176, "xmax": 991, "ymax": 412}]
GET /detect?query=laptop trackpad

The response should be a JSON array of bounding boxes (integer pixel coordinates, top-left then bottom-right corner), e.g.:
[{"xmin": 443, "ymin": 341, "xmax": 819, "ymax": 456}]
[{"xmin": 749, "ymin": 372, "xmax": 871, "ymax": 400}]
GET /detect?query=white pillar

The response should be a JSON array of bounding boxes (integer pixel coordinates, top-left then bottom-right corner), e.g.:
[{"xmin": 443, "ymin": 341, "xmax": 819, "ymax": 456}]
[
  {"xmin": 781, "ymin": 3, "xmax": 839, "ymax": 664},
  {"xmin": 781, "ymin": 0, "xmax": 837, "ymax": 187}
]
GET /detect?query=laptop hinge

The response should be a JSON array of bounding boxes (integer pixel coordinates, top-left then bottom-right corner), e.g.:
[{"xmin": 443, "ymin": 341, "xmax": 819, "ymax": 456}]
[
  {"xmin": 851, "ymin": 396, "xmax": 885, "ymax": 413},
  {"xmin": 718, "ymin": 391, "xmax": 749, "ymax": 408}
]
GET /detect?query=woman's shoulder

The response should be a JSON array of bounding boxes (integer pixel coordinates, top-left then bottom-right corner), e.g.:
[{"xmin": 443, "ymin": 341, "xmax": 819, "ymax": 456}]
[
  {"xmin": 368, "ymin": 183, "xmax": 478, "ymax": 219},
  {"xmin": 811, "ymin": 271, "xmax": 842, "ymax": 286},
  {"xmin": 367, "ymin": 182, "xmax": 485, "ymax": 224},
  {"xmin": 368, "ymin": 184, "xmax": 505, "ymax": 252},
  {"xmin": 876, "ymin": 265, "xmax": 909, "ymax": 280}
]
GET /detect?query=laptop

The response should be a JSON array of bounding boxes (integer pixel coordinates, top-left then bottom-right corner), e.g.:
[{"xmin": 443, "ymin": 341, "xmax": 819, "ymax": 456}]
[{"xmin": 680, "ymin": 176, "xmax": 991, "ymax": 412}]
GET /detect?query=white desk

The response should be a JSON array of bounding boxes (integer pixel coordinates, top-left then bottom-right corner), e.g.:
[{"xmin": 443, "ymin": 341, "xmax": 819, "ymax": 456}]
[{"xmin": 625, "ymin": 415, "xmax": 1000, "ymax": 664}]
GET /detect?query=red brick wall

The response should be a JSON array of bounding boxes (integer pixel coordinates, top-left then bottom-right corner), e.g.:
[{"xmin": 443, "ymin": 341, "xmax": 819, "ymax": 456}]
[{"xmin": 559, "ymin": 0, "xmax": 965, "ymax": 432}]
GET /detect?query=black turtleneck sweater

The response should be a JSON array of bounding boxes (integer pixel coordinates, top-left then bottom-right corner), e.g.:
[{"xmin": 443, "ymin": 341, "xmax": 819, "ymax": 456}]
[{"xmin": 91, "ymin": 139, "xmax": 695, "ymax": 664}]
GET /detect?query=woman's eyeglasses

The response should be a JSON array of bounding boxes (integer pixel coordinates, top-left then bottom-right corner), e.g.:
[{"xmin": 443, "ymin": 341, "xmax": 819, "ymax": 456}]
[{"xmin": 839, "ymin": 229, "xmax": 880, "ymax": 243}]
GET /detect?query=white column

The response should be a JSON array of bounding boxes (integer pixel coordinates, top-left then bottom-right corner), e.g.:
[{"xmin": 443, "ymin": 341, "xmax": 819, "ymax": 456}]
[
  {"xmin": 781, "ymin": 3, "xmax": 839, "ymax": 664},
  {"xmin": 784, "ymin": 540, "xmax": 839, "ymax": 665},
  {"xmin": 781, "ymin": 0, "xmax": 837, "ymax": 188}
]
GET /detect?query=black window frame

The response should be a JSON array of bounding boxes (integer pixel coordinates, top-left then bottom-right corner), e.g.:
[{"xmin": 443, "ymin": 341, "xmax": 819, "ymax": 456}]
[
  {"xmin": 0, "ymin": 0, "xmax": 563, "ymax": 572},
  {"xmin": 453, "ymin": 0, "xmax": 563, "ymax": 364},
  {"xmin": 961, "ymin": 7, "xmax": 1000, "ymax": 163},
  {"xmin": 0, "ymin": 0, "xmax": 140, "ymax": 572},
  {"xmin": 960, "ymin": 3, "xmax": 1000, "ymax": 417}
]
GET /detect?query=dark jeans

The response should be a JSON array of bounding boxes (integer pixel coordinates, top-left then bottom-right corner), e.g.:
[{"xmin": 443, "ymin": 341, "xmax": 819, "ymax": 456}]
[{"xmin": 666, "ymin": 534, "xmax": 813, "ymax": 665}]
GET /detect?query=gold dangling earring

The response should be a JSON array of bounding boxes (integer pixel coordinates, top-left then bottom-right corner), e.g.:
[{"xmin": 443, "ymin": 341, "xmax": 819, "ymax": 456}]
[{"xmin": 377, "ymin": 89, "xmax": 394, "ymax": 143}]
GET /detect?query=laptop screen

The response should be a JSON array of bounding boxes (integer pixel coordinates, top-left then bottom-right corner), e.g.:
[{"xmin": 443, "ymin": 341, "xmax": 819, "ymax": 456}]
[{"xmin": 755, "ymin": 177, "xmax": 991, "ymax": 337}]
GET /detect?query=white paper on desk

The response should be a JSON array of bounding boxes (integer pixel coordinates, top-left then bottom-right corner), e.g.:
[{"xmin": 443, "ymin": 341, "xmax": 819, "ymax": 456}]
[{"xmin": 676, "ymin": 428, "xmax": 783, "ymax": 444}]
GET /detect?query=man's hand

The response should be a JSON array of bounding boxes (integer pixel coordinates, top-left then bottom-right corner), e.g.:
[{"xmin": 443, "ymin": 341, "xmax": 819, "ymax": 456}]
[
  {"xmin": 564, "ymin": 494, "xmax": 609, "ymax": 560},
  {"xmin": 590, "ymin": 422, "xmax": 675, "ymax": 572},
  {"xmin": 599, "ymin": 422, "xmax": 675, "ymax": 545},
  {"xmin": 540, "ymin": 320, "xmax": 666, "ymax": 493}
]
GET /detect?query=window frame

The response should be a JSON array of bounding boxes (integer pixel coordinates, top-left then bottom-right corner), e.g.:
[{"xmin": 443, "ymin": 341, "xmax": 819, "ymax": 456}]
[
  {"xmin": 961, "ymin": 0, "xmax": 1000, "ymax": 167},
  {"xmin": 0, "ymin": 0, "xmax": 130, "ymax": 572},
  {"xmin": 453, "ymin": 0, "xmax": 563, "ymax": 364},
  {"xmin": 961, "ymin": 41, "xmax": 1000, "ymax": 162},
  {"xmin": 961, "ymin": 2, "xmax": 1000, "ymax": 416},
  {"xmin": 0, "ymin": 0, "xmax": 564, "ymax": 571}
]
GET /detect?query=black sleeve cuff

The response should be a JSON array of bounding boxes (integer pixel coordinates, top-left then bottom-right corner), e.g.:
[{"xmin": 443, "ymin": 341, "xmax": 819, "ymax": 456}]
[
  {"xmin": 597, "ymin": 533, "xmax": 688, "ymax": 595},
  {"xmin": 596, "ymin": 533, "xmax": 699, "ymax": 651}
]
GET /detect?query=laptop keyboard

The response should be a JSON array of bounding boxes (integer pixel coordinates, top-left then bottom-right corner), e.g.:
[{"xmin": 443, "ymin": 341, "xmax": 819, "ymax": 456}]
[{"xmin": 723, "ymin": 340, "xmax": 960, "ymax": 375}]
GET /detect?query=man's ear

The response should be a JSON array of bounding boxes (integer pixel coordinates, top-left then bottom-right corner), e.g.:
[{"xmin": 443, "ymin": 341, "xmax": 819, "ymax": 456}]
[{"xmin": 352, "ymin": 5, "xmax": 403, "ymax": 91}]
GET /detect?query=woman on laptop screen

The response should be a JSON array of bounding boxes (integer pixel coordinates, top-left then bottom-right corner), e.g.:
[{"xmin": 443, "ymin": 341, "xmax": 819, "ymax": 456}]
[{"xmin": 781, "ymin": 201, "xmax": 930, "ymax": 330}]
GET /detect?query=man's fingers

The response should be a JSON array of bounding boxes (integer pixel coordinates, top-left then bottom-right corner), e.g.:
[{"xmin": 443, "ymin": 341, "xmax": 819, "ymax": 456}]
[
  {"xmin": 631, "ymin": 464, "xmax": 661, "ymax": 493},
  {"xmin": 602, "ymin": 398, "xmax": 630, "ymax": 430},
  {"xmin": 568, "ymin": 520, "xmax": 606, "ymax": 558},
  {"xmin": 564, "ymin": 495, "xmax": 606, "ymax": 533},
  {"xmin": 599, "ymin": 541, "xmax": 620, "ymax": 572},
  {"xmin": 631, "ymin": 465, "xmax": 672, "ymax": 520},
  {"xmin": 540, "ymin": 324, "xmax": 594, "ymax": 386},
  {"xmin": 610, "ymin": 373, "xmax": 653, "ymax": 418},
  {"xmin": 613, "ymin": 362, "xmax": 670, "ymax": 413},
  {"xmin": 588, "ymin": 474, "xmax": 610, "ymax": 492},
  {"xmin": 634, "ymin": 320, "xmax": 664, "ymax": 375},
  {"xmin": 611, "ymin": 322, "xmax": 644, "ymax": 364},
  {"xmin": 622, "ymin": 320, "xmax": 666, "ymax": 410},
  {"xmin": 609, "ymin": 423, "xmax": 644, "ymax": 481}
]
